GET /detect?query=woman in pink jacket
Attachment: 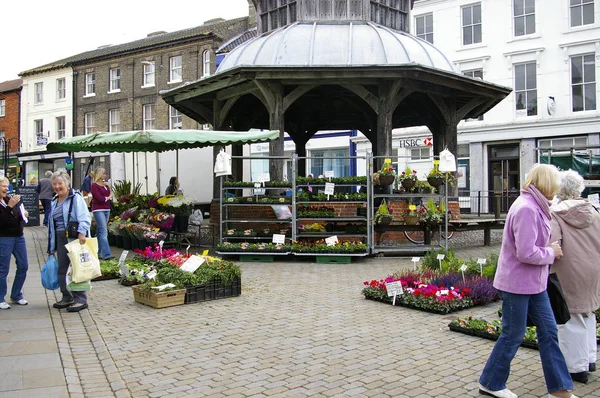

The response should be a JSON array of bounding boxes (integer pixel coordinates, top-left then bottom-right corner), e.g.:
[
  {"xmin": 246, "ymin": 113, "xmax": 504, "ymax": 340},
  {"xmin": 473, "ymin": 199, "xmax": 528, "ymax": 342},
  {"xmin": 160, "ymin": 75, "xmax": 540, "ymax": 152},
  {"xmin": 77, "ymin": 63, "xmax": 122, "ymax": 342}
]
[
  {"xmin": 479, "ymin": 164, "xmax": 577, "ymax": 398},
  {"xmin": 551, "ymin": 170, "xmax": 600, "ymax": 384}
]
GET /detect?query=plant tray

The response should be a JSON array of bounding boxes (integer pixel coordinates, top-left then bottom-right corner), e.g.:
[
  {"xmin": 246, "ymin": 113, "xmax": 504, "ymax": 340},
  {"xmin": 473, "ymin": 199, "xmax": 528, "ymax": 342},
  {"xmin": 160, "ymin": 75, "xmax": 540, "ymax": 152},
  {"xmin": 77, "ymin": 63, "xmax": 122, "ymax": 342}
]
[
  {"xmin": 448, "ymin": 324, "xmax": 539, "ymax": 350},
  {"xmin": 364, "ymin": 296, "xmax": 473, "ymax": 314},
  {"xmin": 132, "ymin": 286, "xmax": 186, "ymax": 309},
  {"xmin": 239, "ymin": 254, "xmax": 274, "ymax": 262},
  {"xmin": 184, "ymin": 277, "xmax": 242, "ymax": 304},
  {"xmin": 91, "ymin": 274, "xmax": 120, "ymax": 282},
  {"xmin": 316, "ymin": 256, "xmax": 352, "ymax": 264}
]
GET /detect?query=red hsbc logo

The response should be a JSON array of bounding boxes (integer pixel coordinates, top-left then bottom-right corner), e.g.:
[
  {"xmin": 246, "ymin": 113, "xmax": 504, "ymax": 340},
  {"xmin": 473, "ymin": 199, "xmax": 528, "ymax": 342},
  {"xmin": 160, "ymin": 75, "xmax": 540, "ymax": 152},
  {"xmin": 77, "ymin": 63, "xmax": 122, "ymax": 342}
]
[{"xmin": 423, "ymin": 137, "xmax": 433, "ymax": 146}]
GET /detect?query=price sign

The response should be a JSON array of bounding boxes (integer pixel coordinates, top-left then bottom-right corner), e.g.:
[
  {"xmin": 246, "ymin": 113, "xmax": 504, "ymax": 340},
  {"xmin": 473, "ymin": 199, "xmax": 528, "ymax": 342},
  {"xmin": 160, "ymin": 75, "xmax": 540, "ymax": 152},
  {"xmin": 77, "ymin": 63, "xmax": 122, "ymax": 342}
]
[
  {"xmin": 477, "ymin": 258, "xmax": 487, "ymax": 264},
  {"xmin": 119, "ymin": 250, "xmax": 129, "ymax": 277},
  {"xmin": 412, "ymin": 257, "xmax": 420, "ymax": 262},
  {"xmin": 152, "ymin": 283, "xmax": 176, "ymax": 291},
  {"xmin": 460, "ymin": 264, "xmax": 468, "ymax": 272},
  {"xmin": 588, "ymin": 193, "xmax": 599, "ymax": 207},
  {"xmin": 118, "ymin": 251, "xmax": 129, "ymax": 264},
  {"xmin": 386, "ymin": 281, "xmax": 404, "ymax": 297},
  {"xmin": 384, "ymin": 158, "xmax": 392, "ymax": 163},
  {"xmin": 437, "ymin": 254, "xmax": 445, "ymax": 260},
  {"xmin": 324, "ymin": 170, "xmax": 335, "ymax": 178},
  {"xmin": 325, "ymin": 236, "xmax": 339, "ymax": 246},
  {"xmin": 254, "ymin": 183, "xmax": 261, "ymax": 188},
  {"xmin": 180, "ymin": 255, "xmax": 205, "ymax": 273},
  {"xmin": 147, "ymin": 270, "xmax": 157, "ymax": 280},
  {"xmin": 257, "ymin": 173, "xmax": 270, "ymax": 183},
  {"xmin": 272, "ymin": 234, "xmax": 286, "ymax": 244},
  {"xmin": 324, "ymin": 183, "xmax": 335, "ymax": 195}
]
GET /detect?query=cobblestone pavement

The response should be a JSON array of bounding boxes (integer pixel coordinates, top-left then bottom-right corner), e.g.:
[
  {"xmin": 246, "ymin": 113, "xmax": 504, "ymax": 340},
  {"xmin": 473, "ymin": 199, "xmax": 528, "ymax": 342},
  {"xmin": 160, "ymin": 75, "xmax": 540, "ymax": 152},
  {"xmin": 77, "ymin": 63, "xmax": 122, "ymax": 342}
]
[{"xmin": 13, "ymin": 227, "xmax": 600, "ymax": 397}]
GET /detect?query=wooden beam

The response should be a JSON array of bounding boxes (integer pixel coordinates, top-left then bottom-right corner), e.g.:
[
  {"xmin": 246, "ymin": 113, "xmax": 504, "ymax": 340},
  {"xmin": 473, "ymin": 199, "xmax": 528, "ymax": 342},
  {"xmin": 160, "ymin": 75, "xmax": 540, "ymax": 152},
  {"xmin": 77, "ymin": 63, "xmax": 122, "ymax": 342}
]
[
  {"xmin": 186, "ymin": 100, "xmax": 213, "ymax": 125},
  {"xmin": 219, "ymin": 96, "xmax": 240, "ymax": 125},
  {"xmin": 340, "ymin": 84, "xmax": 379, "ymax": 113},
  {"xmin": 283, "ymin": 85, "xmax": 317, "ymax": 112},
  {"xmin": 428, "ymin": 94, "xmax": 453, "ymax": 125},
  {"xmin": 456, "ymin": 97, "xmax": 485, "ymax": 121},
  {"xmin": 254, "ymin": 80, "xmax": 276, "ymax": 113},
  {"xmin": 172, "ymin": 74, "xmax": 246, "ymax": 102},
  {"xmin": 216, "ymin": 81, "xmax": 261, "ymax": 101}
]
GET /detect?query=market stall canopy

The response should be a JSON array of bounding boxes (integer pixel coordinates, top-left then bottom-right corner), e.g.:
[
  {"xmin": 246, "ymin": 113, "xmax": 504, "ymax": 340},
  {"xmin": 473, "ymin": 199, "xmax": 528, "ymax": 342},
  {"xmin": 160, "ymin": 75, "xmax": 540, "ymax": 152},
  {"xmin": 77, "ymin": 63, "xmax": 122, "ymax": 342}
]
[{"xmin": 45, "ymin": 129, "xmax": 280, "ymax": 153}]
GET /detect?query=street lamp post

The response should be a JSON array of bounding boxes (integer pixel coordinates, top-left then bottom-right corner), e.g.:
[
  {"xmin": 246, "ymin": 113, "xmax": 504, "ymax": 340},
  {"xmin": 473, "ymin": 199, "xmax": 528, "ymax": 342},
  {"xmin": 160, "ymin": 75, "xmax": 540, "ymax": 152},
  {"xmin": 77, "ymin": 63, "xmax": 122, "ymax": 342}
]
[{"xmin": 0, "ymin": 137, "xmax": 22, "ymax": 179}]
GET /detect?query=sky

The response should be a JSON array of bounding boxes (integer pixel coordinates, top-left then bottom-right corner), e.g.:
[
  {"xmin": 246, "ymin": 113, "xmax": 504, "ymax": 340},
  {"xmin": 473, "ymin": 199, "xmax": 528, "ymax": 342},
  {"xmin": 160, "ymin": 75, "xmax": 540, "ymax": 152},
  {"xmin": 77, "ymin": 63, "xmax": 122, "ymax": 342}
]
[{"xmin": 0, "ymin": 0, "xmax": 250, "ymax": 83}]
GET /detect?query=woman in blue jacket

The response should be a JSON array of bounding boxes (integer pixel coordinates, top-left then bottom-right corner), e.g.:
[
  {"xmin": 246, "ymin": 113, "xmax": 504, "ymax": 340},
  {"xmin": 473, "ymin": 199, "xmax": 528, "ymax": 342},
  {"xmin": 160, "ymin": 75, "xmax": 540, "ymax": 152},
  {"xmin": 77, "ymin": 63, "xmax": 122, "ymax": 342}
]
[{"xmin": 47, "ymin": 171, "xmax": 91, "ymax": 312}]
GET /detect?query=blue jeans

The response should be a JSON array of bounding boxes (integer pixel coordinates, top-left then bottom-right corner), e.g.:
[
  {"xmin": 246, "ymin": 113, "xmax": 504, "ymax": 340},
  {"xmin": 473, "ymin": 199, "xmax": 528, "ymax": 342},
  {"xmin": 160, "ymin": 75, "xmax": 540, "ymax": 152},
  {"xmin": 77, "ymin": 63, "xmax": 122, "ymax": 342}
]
[
  {"xmin": 0, "ymin": 235, "xmax": 29, "ymax": 302},
  {"xmin": 93, "ymin": 210, "xmax": 113, "ymax": 259},
  {"xmin": 41, "ymin": 199, "xmax": 52, "ymax": 226},
  {"xmin": 480, "ymin": 290, "xmax": 573, "ymax": 393}
]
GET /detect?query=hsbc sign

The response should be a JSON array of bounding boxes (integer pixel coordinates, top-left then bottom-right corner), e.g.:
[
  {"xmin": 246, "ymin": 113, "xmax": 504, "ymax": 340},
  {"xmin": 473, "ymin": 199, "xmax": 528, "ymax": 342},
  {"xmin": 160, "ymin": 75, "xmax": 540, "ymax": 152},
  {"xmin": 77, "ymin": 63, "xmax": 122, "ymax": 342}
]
[{"xmin": 398, "ymin": 137, "xmax": 433, "ymax": 148}]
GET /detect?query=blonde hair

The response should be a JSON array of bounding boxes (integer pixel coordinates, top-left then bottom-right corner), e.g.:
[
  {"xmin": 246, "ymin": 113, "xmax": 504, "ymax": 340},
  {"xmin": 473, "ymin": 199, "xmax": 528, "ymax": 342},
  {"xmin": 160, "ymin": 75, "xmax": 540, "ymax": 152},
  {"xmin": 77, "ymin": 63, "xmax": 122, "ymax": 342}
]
[
  {"xmin": 523, "ymin": 164, "xmax": 560, "ymax": 198},
  {"xmin": 0, "ymin": 176, "xmax": 9, "ymax": 185},
  {"xmin": 93, "ymin": 167, "xmax": 105, "ymax": 183}
]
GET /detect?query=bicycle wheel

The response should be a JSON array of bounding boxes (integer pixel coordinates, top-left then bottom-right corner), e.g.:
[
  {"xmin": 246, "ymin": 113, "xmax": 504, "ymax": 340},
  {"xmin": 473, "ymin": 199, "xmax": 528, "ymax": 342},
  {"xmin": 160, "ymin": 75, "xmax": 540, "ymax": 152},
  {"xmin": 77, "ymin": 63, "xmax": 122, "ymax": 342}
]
[
  {"xmin": 404, "ymin": 230, "xmax": 430, "ymax": 244},
  {"xmin": 440, "ymin": 231, "xmax": 454, "ymax": 240}
]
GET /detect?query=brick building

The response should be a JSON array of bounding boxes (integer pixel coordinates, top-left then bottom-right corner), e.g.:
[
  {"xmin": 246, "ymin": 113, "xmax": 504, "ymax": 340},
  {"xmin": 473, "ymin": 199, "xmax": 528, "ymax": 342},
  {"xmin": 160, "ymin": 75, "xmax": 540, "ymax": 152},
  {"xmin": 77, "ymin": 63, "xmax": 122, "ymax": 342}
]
[{"xmin": 0, "ymin": 79, "xmax": 22, "ymax": 179}]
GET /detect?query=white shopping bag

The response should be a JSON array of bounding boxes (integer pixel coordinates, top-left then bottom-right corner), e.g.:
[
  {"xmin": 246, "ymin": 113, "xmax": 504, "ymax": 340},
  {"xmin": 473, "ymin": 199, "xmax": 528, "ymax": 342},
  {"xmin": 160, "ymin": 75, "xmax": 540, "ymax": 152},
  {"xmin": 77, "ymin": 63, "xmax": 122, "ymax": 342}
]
[
  {"xmin": 439, "ymin": 148, "xmax": 457, "ymax": 172},
  {"xmin": 65, "ymin": 238, "xmax": 101, "ymax": 283}
]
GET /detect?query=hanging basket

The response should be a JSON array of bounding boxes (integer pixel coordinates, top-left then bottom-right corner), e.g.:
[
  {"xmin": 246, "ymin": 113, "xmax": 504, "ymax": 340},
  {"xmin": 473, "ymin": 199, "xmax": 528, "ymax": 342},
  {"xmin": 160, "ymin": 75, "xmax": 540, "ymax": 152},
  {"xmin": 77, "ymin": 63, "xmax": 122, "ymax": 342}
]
[
  {"xmin": 401, "ymin": 179, "xmax": 416, "ymax": 191},
  {"xmin": 376, "ymin": 215, "xmax": 393, "ymax": 225},
  {"xmin": 403, "ymin": 215, "xmax": 420, "ymax": 225},
  {"xmin": 427, "ymin": 176, "xmax": 445, "ymax": 188},
  {"xmin": 378, "ymin": 174, "xmax": 396, "ymax": 186}
]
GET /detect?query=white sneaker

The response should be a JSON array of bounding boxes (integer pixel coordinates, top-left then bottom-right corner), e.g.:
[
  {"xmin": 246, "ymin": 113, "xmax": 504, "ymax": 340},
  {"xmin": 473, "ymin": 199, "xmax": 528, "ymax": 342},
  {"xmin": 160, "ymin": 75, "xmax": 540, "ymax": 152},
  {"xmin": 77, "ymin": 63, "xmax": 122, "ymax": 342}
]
[
  {"xmin": 547, "ymin": 395, "xmax": 578, "ymax": 398},
  {"xmin": 0, "ymin": 302, "xmax": 11, "ymax": 310},
  {"xmin": 11, "ymin": 299, "xmax": 28, "ymax": 305},
  {"xmin": 479, "ymin": 383, "xmax": 518, "ymax": 398}
]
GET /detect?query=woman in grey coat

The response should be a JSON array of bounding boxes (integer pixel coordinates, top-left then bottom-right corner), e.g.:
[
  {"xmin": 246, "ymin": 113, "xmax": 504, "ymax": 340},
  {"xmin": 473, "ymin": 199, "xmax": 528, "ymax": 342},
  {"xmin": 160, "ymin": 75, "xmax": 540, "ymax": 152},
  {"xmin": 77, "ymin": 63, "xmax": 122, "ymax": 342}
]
[{"xmin": 550, "ymin": 170, "xmax": 600, "ymax": 384}]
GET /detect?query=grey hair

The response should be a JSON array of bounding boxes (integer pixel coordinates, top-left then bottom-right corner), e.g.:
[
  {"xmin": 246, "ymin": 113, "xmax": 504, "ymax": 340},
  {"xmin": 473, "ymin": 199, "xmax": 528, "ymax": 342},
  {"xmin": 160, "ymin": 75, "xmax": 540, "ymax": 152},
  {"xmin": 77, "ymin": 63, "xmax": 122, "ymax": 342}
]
[
  {"xmin": 556, "ymin": 169, "xmax": 585, "ymax": 201},
  {"xmin": 51, "ymin": 171, "xmax": 71, "ymax": 187},
  {"xmin": 0, "ymin": 176, "xmax": 8, "ymax": 185},
  {"xmin": 45, "ymin": 170, "xmax": 53, "ymax": 178}
]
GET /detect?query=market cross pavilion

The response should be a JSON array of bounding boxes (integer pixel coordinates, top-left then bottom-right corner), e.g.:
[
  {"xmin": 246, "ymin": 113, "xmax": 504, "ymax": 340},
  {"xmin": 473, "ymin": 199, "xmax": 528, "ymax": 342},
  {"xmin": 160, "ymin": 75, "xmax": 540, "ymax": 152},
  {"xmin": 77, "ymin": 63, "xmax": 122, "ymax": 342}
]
[{"xmin": 161, "ymin": 0, "xmax": 511, "ymax": 192}]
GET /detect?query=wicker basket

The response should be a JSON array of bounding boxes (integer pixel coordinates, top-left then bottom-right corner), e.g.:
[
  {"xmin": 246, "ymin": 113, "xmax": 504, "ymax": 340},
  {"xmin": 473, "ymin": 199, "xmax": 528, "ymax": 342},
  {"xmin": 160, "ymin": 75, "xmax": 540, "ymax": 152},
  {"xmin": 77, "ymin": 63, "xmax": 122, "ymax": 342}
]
[
  {"xmin": 132, "ymin": 285, "xmax": 186, "ymax": 309},
  {"xmin": 403, "ymin": 215, "xmax": 420, "ymax": 225},
  {"xmin": 378, "ymin": 174, "xmax": 396, "ymax": 186}
]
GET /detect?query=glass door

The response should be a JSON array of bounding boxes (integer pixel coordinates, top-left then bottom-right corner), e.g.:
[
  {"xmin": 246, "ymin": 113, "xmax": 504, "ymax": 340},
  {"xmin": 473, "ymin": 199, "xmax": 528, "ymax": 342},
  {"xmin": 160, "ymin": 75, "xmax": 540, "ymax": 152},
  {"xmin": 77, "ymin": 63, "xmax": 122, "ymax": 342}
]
[{"xmin": 488, "ymin": 145, "xmax": 520, "ymax": 213}]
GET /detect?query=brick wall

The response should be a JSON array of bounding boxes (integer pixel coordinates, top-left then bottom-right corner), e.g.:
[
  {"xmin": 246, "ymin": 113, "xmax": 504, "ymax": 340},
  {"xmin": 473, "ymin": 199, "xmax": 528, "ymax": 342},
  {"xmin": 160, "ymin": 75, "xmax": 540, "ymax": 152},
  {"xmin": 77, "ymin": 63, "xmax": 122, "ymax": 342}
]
[{"xmin": 0, "ymin": 89, "xmax": 21, "ymax": 150}]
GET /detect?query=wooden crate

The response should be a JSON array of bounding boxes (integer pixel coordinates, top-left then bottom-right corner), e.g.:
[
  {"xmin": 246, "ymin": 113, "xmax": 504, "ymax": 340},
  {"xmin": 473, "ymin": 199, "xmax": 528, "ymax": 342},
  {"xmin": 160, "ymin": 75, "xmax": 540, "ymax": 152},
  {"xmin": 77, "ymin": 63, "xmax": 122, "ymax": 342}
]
[{"xmin": 132, "ymin": 285, "xmax": 186, "ymax": 309}]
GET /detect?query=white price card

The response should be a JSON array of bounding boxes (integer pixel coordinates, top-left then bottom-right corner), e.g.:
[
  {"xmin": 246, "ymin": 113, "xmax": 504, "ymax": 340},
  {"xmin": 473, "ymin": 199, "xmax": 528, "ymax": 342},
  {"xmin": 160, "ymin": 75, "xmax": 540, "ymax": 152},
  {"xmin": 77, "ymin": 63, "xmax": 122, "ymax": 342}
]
[
  {"xmin": 460, "ymin": 264, "xmax": 468, "ymax": 272},
  {"xmin": 588, "ymin": 193, "xmax": 599, "ymax": 207},
  {"xmin": 180, "ymin": 255, "xmax": 206, "ymax": 273},
  {"xmin": 152, "ymin": 283, "xmax": 176, "ymax": 291},
  {"xmin": 257, "ymin": 173, "xmax": 270, "ymax": 183},
  {"xmin": 477, "ymin": 258, "xmax": 487, "ymax": 264},
  {"xmin": 324, "ymin": 183, "xmax": 335, "ymax": 195},
  {"xmin": 325, "ymin": 236, "xmax": 339, "ymax": 246},
  {"xmin": 437, "ymin": 254, "xmax": 445, "ymax": 260},
  {"xmin": 272, "ymin": 234, "xmax": 286, "ymax": 244},
  {"xmin": 119, "ymin": 251, "xmax": 129, "ymax": 264},
  {"xmin": 386, "ymin": 281, "xmax": 404, "ymax": 297},
  {"xmin": 254, "ymin": 183, "xmax": 261, "ymax": 188},
  {"xmin": 324, "ymin": 170, "xmax": 335, "ymax": 178},
  {"xmin": 147, "ymin": 270, "xmax": 157, "ymax": 280},
  {"xmin": 412, "ymin": 257, "xmax": 421, "ymax": 263}
]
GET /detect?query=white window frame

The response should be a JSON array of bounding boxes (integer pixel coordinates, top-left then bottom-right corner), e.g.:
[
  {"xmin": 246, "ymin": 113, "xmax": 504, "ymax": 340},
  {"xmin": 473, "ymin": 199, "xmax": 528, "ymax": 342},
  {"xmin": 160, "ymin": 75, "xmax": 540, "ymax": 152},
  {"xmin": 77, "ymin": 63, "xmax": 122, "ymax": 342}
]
[
  {"xmin": 461, "ymin": 3, "xmax": 482, "ymax": 46},
  {"xmin": 169, "ymin": 56, "xmax": 183, "ymax": 83},
  {"xmin": 463, "ymin": 69, "xmax": 484, "ymax": 121},
  {"xmin": 570, "ymin": 0, "xmax": 594, "ymax": 28},
  {"xmin": 571, "ymin": 53, "xmax": 596, "ymax": 112},
  {"xmin": 143, "ymin": 104, "xmax": 155, "ymax": 130},
  {"xmin": 85, "ymin": 73, "xmax": 96, "ymax": 96},
  {"xmin": 84, "ymin": 112, "xmax": 96, "ymax": 135},
  {"xmin": 169, "ymin": 106, "xmax": 182, "ymax": 129},
  {"xmin": 202, "ymin": 50, "xmax": 211, "ymax": 77},
  {"xmin": 56, "ymin": 116, "xmax": 66, "ymax": 139},
  {"xmin": 56, "ymin": 78, "xmax": 66, "ymax": 100},
  {"xmin": 415, "ymin": 13, "xmax": 433, "ymax": 43},
  {"xmin": 34, "ymin": 82, "xmax": 43, "ymax": 104},
  {"xmin": 410, "ymin": 147, "xmax": 431, "ymax": 161},
  {"xmin": 513, "ymin": 0, "xmax": 535, "ymax": 37},
  {"xmin": 142, "ymin": 62, "xmax": 155, "ymax": 87},
  {"xmin": 35, "ymin": 119, "xmax": 44, "ymax": 138},
  {"xmin": 109, "ymin": 109, "xmax": 120, "ymax": 132},
  {"xmin": 514, "ymin": 61, "xmax": 537, "ymax": 117},
  {"xmin": 109, "ymin": 68, "xmax": 121, "ymax": 92},
  {"xmin": 309, "ymin": 149, "xmax": 350, "ymax": 178},
  {"xmin": 0, "ymin": 99, "xmax": 4, "ymax": 117}
]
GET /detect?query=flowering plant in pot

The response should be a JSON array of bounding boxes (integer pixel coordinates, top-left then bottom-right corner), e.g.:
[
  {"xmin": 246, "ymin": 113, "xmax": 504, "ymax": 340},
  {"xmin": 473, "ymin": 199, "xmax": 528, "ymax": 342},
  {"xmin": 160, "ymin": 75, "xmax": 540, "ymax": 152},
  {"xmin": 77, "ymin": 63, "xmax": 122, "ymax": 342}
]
[
  {"xmin": 157, "ymin": 195, "xmax": 195, "ymax": 216},
  {"xmin": 403, "ymin": 205, "xmax": 423, "ymax": 225},
  {"xmin": 374, "ymin": 200, "xmax": 393, "ymax": 225},
  {"xmin": 398, "ymin": 167, "xmax": 418, "ymax": 190},
  {"xmin": 374, "ymin": 160, "xmax": 396, "ymax": 186},
  {"xmin": 420, "ymin": 197, "xmax": 447, "ymax": 226}
]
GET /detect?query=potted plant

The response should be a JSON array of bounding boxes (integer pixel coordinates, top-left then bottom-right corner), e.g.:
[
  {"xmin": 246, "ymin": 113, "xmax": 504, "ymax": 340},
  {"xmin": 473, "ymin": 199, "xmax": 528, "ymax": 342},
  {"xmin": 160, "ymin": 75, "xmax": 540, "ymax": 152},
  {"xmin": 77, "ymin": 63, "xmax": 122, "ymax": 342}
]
[
  {"xmin": 420, "ymin": 197, "xmax": 447, "ymax": 226},
  {"xmin": 374, "ymin": 200, "xmax": 393, "ymax": 226},
  {"xmin": 427, "ymin": 164, "xmax": 446, "ymax": 189},
  {"xmin": 399, "ymin": 166, "xmax": 418, "ymax": 191},
  {"xmin": 403, "ymin": 205, "xmax": 421, "ymax": 225},
  {"xmin": 374, "ymin": 160, "xmax": 397, "ymax": 187}
]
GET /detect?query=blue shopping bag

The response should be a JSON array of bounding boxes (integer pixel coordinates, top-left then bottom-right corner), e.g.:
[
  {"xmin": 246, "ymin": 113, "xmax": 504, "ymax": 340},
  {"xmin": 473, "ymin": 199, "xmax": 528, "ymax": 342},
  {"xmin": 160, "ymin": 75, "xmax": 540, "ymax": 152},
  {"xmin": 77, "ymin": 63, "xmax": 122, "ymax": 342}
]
[{"xmin": 41, "ymin": 255, "xmax": 59, "ymax": 290}]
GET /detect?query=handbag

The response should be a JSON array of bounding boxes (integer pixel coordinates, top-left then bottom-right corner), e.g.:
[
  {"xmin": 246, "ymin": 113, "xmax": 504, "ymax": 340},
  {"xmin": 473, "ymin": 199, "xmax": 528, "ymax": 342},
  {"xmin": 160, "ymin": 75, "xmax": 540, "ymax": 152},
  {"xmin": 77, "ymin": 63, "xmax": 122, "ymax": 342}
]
[
  {"xmin": 66, "ymin": 193, "xmax": 79, "ymax": 238},
  {"xmin": 526, "ymin": 272, "xmax": 571, "ymax": 326}
]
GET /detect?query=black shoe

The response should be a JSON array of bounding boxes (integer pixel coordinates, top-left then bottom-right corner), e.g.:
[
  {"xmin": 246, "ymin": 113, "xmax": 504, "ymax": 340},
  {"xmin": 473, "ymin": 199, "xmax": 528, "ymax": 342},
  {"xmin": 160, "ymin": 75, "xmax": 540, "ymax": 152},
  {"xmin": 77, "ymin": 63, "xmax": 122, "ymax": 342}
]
[
  {"xmin": 590, "ymin": 363, "xmax": 596, "ymax": 372},
  {"xmin": 103, "ymin": 256, "xmax": 115, "ymax": 260},
  {"xmin": 570, "ymin": 371, "xmax": 589, "ymax": 384},
  {"xmin": 67, "ymin": 303, "xmax": 88, "ymax": 312},
  {"xmin": 53, "ymin": 299, "xmax": 74, "ymax": 309}
]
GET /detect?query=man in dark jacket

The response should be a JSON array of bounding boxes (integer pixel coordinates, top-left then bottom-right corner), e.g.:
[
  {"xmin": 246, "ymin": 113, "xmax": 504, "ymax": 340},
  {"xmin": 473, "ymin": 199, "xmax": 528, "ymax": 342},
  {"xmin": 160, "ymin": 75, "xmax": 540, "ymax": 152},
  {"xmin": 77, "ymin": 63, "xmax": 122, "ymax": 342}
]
[{"xmin": 36, "ymin": 170, "xmax": 54, "ymax": 227}]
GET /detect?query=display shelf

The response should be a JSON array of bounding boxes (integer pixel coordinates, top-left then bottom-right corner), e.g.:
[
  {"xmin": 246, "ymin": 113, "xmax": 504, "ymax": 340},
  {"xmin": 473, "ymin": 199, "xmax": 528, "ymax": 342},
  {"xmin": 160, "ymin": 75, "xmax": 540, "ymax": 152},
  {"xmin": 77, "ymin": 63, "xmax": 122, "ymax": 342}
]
[
  {"xmin": 293, "ymin": 252, "xmax": 369, "ymax": 257},
  {"xmin": 223, "ymin": 219, "xmax": 292, "ymax": 223},
  {"xmin": 222, "ymin": 202, "xmax": 292, "ymax": 206},
  {"xmin": 215, "ymin": 251, "xmax": 291, "ymax": 256},
  {"xmin": 296, "ymin": 233, "xmax": 368, "ymax": 238},
  {"xmin": 296, "ymin": 217, "xmax": 366, "ymax": 222},
  {"xmin": 223, "ymin": 236, "xmax": 292, "ymax": 240},
  {"xmin": 297, "ymin": 200, "xmax": 366, "ymax": 204}
]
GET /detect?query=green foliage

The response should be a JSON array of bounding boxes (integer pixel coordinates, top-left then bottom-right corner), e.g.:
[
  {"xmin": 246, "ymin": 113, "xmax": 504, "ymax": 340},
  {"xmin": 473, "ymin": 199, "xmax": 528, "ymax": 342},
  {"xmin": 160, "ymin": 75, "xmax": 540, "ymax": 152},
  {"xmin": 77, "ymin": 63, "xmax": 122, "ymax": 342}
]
[
  {"xmin": 113, "ymin": 180, "xmax": 142, "ymax": 200},
  {"xmin": 99, "ymin": 259, "xmax": 120, "ymax": 276}
]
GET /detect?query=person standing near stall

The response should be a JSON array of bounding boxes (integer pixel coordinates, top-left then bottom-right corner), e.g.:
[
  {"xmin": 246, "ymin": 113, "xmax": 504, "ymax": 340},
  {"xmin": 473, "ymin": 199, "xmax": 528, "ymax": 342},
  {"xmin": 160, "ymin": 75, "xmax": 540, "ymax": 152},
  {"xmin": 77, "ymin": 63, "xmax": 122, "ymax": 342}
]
[
  {"xmin": 48, "ymin": 171, "xmax": 91, "ymax": 312},
  {"xmin": 36, "ymin": 170, "xmax": 54, "ymax": 227},
  {"xmin": 0, "ymin": 176, "xmax": 29, "ymax": 310},
  {"xmin": 90, "ymin": 167, "xmax": 114, "ymax": 260}
]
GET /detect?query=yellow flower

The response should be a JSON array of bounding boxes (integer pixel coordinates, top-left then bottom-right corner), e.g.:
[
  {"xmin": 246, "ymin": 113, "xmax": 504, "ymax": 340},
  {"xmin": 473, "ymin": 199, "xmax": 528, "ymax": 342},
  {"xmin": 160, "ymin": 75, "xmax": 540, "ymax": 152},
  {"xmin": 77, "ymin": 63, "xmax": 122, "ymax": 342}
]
[{"xmin": 409, "ymin": 205, "xmax": 416, "ymax": 211}]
